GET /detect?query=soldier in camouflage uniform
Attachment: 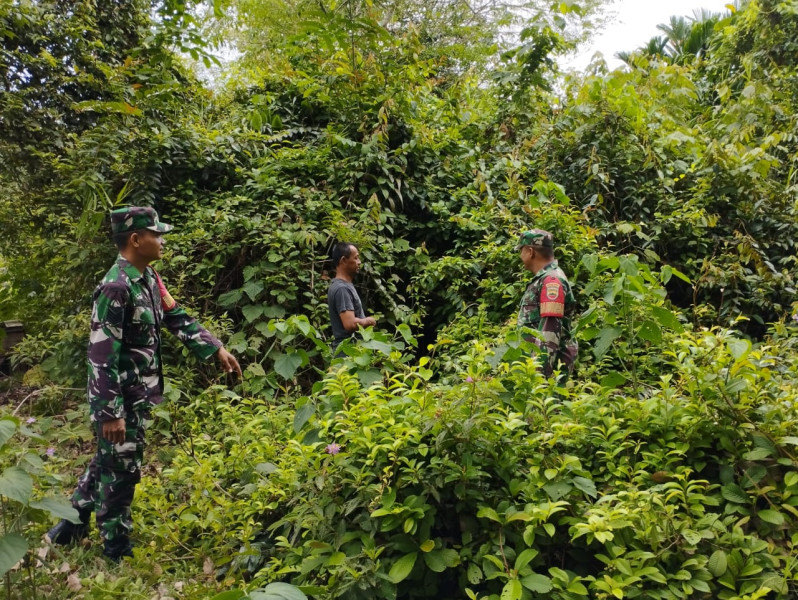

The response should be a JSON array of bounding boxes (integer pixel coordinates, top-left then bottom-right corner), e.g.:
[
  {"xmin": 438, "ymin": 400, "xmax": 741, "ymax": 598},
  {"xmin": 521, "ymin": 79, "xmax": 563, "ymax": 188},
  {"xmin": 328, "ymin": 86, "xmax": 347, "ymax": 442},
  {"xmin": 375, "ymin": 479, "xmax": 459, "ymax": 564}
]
[
  {"xmin": 47, "ymin": 206, "xmax": 242, "ymax": 561},
  {"xmin": 516, "ymin": 229, "xmax": 578, "ymax": 382}
]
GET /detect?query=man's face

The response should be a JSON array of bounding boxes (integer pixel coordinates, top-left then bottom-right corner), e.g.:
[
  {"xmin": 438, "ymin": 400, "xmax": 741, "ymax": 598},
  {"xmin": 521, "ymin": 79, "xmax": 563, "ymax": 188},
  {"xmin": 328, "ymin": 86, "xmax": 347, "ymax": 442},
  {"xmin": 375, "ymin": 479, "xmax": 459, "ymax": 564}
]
[
  {"xmin": 132, "ymin": 229, "xmax": 165, "ymax": 263},
  {"xmin": 343, "ymin": 246, "xmax": 361, "ymax": 276},
  {"xmin": 519, "ymin": 245, "xmax": 534, "ymax": 271}
]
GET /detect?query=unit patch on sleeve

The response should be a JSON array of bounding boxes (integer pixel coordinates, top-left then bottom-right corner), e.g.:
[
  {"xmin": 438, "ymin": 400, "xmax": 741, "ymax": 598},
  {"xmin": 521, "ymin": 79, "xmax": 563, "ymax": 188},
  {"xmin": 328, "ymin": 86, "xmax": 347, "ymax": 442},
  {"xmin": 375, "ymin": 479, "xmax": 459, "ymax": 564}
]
[
  {"xmin": 539, "ymin": 276, "xmax": 565, "ymax": 317},
  {"xmin": 153, "ymin": 270, "xmax": 177, "ymax": 311}
]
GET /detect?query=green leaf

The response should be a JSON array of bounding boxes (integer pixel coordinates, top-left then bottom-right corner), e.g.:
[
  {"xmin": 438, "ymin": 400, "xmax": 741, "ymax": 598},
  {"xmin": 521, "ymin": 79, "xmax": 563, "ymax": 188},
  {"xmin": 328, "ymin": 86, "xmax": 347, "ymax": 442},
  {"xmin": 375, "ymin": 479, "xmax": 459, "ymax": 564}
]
[
  {"xmin": 357, "ymin": 368, "xmax": 382, "ymax": 388},
  {"xmin": 521, "ymin": 573, "xmax": 553, "ymax": 593},
  {"xmin": 740, "ymin": 562, "xmax": 762, "ymax": 577},
  {"xmin": 514, "ymin": 548, "xmax": 539, "ymax": 571},
  {"xmin": 293, "ymin": 403, "xmax": 315, "ymax": 433},
  {"xmin": 263, "ymin": 305, "xmax": 286, "ymax": 318},
  {"xmin": 361, "ymin": 339, "xmax": 393, "ymax": 354},
  {"xmin": 0, "ymin": 467, "xmax": 33, "ymax": 505},
  {"xmin": 543, "ymin": 481, "xmax": 572, "ymax": 500},
  {"xmin": 293, "ymin": 317, "xmax": 311, "ymax": 336},
  {"xmin": 243, "ymin": 280, "xmax": 264, "ymax": 302},
  {"xmin": 248, "ymin": 583, "xmax": 308, "ymax": 600},
  {"xmin": 721, "ymin": 483, "xmax": 748, "ymax": 504},
  {"xmin": 682, "ymin": 529, "xmax": 702, "ymax": 545},
  {"xmin": 275, "ymin": 353, "xmax": 303, "ymax": 380},
  {"xmin": 758, "ymin": 509, "xmax": 785, "ymax": 525},
  {"xmin": 742, "ymin": 448, "xmax": 771, "ymax": 461},
  {"xmin": 389, "ymin": 552, "xmax": 417, "ymax": 583},
  {"xmin": 467, "ymin": 562, "xmax": 483, "ymax": 584},
  {"xmin": 727, "ymin": 550, "xmax": 744, "ymax": 576},
  {"xmin": 728, "ymin": 339, "xmax": 751, "ymax": 361},
  {"xmin": 248, "ymin": 363, "xmax": 266, "ymax": 377},
  {"xmin": 751, "ymin": 433, "xmax": 777, "ymax": 456},
  {"xmin": 593, "ymin": 327, "xmax": 623, "ymax": 359},
  {"xmin": 581, "ymin": 254, "xmax": 598, "ymax": 275},
  {"xmin": 419, "ymin": 540, "xmax": 435, "ymax": 552},
  {"xmin": 651, "ymin": 306, "xmax": 683, "ymax": 332},
  {"xmin": 423, "ymin": 550, "xmax": 446, "ymax": 572},
  {"xmin": 0, "ymin": 533, "xmax": 27, "ymax": 578},
  {"xmin": 218, "ymin": 289, "xmax": 243, "ymax": 307},
  {"xmin": 501, "ymin": 579, "xmax": 522, "ymax": 600},
  {"xmin": 760, "ymin": 574, "xmax": 787, "ymax": 595},
  {"xmin": 397, "ymin": 323, "xmax": 415, "ymax": 345},
  {"xmin": 242, "ymin": 305, "xmax": 264, "ymax": 322},
  {"xmin": 0, "ymin": 419, "xmax": 16, "ymax": 448},
  {"xmin": 441, "ymin": 548, "xmax": 459, "ymax": 567},
  {"xmin": 599, "ymin": 372, "xmax": 627, "ymax": 388},
  {"xmin": 572, "ymin": 476, "xmax": 597, "ymax": 498},
  {"xmin": 725, "ymin": 378, "xmax": 748, "ymax": 394},
  {"xmin": 249, "ymin": 110, "xmax": 263, "ymax": 131},
  {"xmin": 29, "ymin": 496, "xmax": 81, "ymax": 523},
  {"xmin": 255, "ymin": 462, "xmax": 278, "ymax": 475},
  {"xmin": 476, "ymin": 507, "xmax": 502, "ymax": 522},
  {"xmin": 636, "ymin": 320, "xmax": 662, "ymax": 344},
  {"xmin": 566, "ymin": 579, "xmax": 589, "ymax": 595}
]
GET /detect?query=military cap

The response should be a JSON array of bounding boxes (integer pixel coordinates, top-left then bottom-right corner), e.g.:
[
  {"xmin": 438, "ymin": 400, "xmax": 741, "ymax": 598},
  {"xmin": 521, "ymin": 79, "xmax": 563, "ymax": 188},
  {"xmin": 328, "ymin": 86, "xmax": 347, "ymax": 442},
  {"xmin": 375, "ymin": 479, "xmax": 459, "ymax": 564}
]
[
  {"xmin": 515, "ymin": 229, "xmax": 553, "ymax": 250},
  {"xmin": 110, "ymin": 206, "xmax": 173, "ymax": 235}
]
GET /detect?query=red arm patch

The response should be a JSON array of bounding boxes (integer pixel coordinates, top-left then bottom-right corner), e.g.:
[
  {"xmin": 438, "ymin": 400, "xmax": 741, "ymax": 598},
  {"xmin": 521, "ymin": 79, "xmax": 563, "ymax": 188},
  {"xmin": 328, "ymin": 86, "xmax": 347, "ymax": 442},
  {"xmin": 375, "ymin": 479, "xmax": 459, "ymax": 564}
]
[
  {"xmin": 539, "ymin": 276, "xmax": 565, "ymax": 317},
  {"xmin": 153, "ymin": 269, "xmax": 178, "ymax": 311}
]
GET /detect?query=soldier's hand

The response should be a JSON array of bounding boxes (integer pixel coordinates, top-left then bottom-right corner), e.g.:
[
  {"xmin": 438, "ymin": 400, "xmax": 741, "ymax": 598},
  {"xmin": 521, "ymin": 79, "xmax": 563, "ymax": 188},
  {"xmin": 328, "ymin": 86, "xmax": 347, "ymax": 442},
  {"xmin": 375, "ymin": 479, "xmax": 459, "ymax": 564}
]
[
  {"xmin": 217, "ymin": 347, "xmax": 243, "ymax": 378},
  {"xmin": 363, "ymin": 316, "xmax": 377, "ymax": 327},
  {"xmin": 102, "ymin": 418, "xmax": 126, "ymax": 445}
]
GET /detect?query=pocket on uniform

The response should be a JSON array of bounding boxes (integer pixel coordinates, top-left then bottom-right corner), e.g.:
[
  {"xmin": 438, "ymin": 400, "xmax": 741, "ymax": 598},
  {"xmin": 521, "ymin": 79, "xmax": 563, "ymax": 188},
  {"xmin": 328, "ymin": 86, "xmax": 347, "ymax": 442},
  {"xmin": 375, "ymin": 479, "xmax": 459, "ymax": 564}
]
[{"xmin": 124, "ymin": 317, "xmax": 156, "ymax": 345}]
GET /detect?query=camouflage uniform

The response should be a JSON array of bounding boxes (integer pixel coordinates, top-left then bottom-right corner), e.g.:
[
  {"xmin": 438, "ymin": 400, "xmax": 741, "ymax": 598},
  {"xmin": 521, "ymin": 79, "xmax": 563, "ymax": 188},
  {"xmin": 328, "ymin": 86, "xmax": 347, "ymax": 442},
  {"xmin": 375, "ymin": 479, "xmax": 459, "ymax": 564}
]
[
  {"xmin": 70, "ymin": 207, "xmax": 222, "ymax": 544},
  {"xmin": 516, "ymin": 230, "xmax": 578, "ymax": 380}
]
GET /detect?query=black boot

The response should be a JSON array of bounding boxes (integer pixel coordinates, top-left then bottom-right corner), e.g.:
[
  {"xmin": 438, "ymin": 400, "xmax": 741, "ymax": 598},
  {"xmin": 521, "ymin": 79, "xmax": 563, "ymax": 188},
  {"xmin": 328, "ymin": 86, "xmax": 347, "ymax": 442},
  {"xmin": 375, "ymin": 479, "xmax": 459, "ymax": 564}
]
[
  {"xmin": 46, "ymin": 508, "xmax": 91, "ymax": 546},
  {"xmin": 103, "ymin": 537, "xmax": 134, "ymax": 562}
]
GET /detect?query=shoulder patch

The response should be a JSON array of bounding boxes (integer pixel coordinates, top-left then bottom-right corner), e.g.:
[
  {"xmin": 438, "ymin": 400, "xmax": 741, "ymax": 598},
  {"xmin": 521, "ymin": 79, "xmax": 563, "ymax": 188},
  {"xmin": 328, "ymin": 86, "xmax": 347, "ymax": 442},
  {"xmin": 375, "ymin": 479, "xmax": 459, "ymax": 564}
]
[
  {"xmin": 539, "ymin": 276, "xmax": 565, "ymax": 317},
  {"xmin": 153, "ymin": 269, "xmax": 177, "ymax": 311}
]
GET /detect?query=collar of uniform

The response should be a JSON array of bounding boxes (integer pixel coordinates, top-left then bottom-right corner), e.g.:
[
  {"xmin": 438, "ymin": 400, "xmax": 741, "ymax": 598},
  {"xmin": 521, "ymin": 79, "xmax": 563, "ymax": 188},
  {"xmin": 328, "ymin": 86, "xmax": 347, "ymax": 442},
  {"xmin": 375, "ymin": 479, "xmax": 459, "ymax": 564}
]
[
  {"xmin": 534, "ymin": 260, "xmax": 559, "ymax": 280},
  {"xmin": 117, "ymin": 255, "xmax": 146, "ymax": 282}
]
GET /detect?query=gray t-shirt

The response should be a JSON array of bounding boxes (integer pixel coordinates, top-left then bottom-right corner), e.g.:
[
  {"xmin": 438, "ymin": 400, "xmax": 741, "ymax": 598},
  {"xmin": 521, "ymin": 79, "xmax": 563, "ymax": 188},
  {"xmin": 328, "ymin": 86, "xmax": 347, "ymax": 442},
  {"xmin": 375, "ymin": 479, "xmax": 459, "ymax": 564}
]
[{"xmin": 328, "ymin": 278, "xmax": 365, "ymax": 350}]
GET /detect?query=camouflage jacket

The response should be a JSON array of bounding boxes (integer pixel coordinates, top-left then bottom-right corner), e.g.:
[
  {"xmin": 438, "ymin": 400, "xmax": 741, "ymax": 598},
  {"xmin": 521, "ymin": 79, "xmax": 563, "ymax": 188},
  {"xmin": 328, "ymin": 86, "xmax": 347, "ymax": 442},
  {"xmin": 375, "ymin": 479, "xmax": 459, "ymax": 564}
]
[
  {"xmin": 517, "ymin": 261, "xmax": 578, "ymax": 378},
  {"xmin": 88, "ymin": 256, "xmax": 222, "ymax": 422}
]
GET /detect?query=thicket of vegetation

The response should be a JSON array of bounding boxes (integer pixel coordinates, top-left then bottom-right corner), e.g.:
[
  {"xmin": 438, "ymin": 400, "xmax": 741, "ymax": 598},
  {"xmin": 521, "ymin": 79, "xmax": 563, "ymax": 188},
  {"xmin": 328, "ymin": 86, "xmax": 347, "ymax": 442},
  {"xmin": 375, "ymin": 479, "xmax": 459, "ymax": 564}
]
[{"xmin": 1, "ymin": 0, "xmax": 797, "ymax": 599}]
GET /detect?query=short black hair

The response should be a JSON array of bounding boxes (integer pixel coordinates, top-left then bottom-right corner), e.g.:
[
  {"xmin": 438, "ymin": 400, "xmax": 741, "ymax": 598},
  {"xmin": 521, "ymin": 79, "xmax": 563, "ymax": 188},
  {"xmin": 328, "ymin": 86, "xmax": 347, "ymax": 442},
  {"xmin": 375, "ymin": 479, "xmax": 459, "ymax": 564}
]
[
  {"xmin": 331, "ymin": 242, "xmax": 355, "ymax": 267},
  {"xmin": 532, "ymin": 245, "xmax": 554, "ymax": 260},
  {"xmin": 113, "ymin": 231, "xmax": 135, "ymax": 250}
]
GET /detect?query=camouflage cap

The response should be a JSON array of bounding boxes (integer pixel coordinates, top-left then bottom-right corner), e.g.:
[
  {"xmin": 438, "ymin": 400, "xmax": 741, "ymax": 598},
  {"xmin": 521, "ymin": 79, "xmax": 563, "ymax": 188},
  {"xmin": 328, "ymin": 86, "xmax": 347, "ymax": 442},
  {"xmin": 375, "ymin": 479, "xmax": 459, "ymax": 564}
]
[
  {"xmin": 110, "ymin": 206, "xmax": 173, "ymax": 235},
  {"xmin": 515, "ymin": 229, "xmax": 553, "ymax": 250}
]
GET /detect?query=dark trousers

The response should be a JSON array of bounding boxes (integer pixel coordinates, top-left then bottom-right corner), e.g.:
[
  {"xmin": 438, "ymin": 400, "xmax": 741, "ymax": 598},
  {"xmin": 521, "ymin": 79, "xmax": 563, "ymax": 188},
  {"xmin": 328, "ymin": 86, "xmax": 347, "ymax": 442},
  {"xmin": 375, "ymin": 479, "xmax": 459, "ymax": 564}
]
[{"xmin": 71, "ymin": 409, "xmax": 149, "ymax": 542}]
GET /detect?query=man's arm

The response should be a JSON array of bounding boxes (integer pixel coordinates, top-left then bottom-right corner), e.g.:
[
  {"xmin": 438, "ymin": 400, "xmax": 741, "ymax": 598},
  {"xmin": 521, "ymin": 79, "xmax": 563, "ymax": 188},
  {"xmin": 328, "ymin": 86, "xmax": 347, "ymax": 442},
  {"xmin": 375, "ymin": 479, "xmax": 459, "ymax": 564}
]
[
  {"xmin": 537, "ymin": 275, "xmax": 567, "ymax": 378},
  {"xmin": 332, "ymin": 285, "xmax": 376, "ymax": 332},
  {"xmin": 88, "ymin": 283, "xmax": 127, "ymax": 425},
  {"xmin": 537, "ymin": 318, "xmax": 562, "ymax": 378},
  {"xmin": 339, "ymin": 311, "xmax": 377, "ymax": 332}
]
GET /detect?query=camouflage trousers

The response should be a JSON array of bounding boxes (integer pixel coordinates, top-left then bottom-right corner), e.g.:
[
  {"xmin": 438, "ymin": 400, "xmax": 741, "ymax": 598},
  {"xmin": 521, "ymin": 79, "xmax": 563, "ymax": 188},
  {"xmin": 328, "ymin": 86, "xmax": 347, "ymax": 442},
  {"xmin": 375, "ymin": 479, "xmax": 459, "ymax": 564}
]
[{"xmin": 71, "ymin": 408, "xmax": 150, "ymax": 542}]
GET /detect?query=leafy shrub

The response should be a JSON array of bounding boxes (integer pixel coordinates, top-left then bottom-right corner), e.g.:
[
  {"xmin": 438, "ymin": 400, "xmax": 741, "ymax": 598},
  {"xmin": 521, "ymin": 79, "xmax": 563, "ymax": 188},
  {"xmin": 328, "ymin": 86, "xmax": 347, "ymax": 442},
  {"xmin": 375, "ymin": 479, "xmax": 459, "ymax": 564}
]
[{"xmin": 0, "ymin": 416, "xmax": 80, "ymax": 594}]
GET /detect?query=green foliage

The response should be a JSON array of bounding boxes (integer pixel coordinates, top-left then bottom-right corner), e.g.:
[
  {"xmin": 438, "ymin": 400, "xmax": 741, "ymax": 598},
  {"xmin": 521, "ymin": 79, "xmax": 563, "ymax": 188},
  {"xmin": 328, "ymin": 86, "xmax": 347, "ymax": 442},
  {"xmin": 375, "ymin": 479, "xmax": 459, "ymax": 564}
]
[
  {"xmin": 119, "ymin": 320, "xmax": 798, "ymax": 599},
  {"xmin": 0, "ymin": 415, "xmax": 79, "ymax": 592}
]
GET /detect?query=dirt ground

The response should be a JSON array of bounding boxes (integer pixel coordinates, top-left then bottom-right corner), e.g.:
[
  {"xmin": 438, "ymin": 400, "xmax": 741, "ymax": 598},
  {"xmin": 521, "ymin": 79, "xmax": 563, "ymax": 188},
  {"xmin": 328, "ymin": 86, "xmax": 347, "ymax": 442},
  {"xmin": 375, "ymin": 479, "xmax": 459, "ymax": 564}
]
[{"xmin": 0, "ymin": 377, "xmax": 37, "ymax": 411}]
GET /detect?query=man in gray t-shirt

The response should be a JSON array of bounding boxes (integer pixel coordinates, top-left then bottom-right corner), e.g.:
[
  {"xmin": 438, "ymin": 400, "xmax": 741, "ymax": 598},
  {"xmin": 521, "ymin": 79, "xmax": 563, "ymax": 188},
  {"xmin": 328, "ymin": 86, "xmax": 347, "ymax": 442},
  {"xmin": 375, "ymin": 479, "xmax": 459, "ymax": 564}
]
[{"xmin": 328, "ymin": 242, "xmax": 377, "ymax": 352}]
